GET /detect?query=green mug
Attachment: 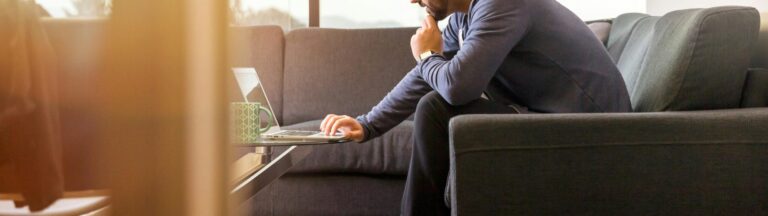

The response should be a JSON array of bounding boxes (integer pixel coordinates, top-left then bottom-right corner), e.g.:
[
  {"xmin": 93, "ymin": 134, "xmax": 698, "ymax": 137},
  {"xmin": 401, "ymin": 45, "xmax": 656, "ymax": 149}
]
[{"xmin": 231, "ymin": 102, "xmax": 274, "ymax": 143}]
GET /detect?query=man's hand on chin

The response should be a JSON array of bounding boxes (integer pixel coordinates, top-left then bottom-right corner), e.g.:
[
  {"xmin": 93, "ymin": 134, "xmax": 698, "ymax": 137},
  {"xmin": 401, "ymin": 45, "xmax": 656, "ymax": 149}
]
[{"xmin": 411, "ymin": 15, "xmax": 443, "ymax": 62}]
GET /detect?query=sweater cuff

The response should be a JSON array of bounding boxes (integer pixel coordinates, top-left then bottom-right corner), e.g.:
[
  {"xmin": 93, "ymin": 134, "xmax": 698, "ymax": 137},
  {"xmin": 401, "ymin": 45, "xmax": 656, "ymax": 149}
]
[
  {"xmin": 355, "ymin": 115, "xmax": 374, "ymax": 143},
  {"xmin": 417, "ymin": 54, "xmax": 447, "ymax": 75}
]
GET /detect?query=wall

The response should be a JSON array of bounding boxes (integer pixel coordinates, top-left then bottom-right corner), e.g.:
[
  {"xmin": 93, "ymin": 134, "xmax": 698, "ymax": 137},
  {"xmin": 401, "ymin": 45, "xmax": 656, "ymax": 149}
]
[
  {"xmin": 647, "ymin": 0, "xmax": 768, "ymax": 15},
  {"xmin": 558, "ymin": 0, "xmax": 646, "ymax": 21}
]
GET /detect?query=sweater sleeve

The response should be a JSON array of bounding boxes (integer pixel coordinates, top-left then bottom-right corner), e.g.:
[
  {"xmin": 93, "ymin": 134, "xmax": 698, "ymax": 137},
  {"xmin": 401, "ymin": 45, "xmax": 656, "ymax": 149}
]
[
  {"xmin": 354, "ymin": 16, "xmax": 466, "ymax": 142},
  {"xmin": 442, "ymin": 14, "xmax": 463, "ymax": 59},
  {"xmin": 356, "ymin": 68, "xmax": 432, "ymax": 142},
  {"xmin": 418, "ymin": 0, "xmax": 531, "ymax": 105}
]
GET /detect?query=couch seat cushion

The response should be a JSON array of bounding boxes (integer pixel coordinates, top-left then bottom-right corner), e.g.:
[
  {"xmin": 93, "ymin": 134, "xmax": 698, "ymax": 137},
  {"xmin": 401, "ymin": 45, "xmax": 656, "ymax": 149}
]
[{"xmin": 282, "ymin": 120, "xmax": 413, "ymax": 176}]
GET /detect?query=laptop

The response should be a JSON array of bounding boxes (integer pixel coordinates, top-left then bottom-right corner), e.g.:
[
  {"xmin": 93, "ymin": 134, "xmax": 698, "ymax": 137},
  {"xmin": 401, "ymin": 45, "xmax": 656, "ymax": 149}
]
[{"xmin": 232, "ymin": 68, "xmax": 346, "ymax": 142}]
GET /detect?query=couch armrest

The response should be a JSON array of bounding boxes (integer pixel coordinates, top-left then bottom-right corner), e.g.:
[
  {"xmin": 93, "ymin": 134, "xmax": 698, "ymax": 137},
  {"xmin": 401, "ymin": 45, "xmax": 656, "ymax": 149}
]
[{"xmin": 448, "ymin": 108, "xmax": 768, "ymax": 215}]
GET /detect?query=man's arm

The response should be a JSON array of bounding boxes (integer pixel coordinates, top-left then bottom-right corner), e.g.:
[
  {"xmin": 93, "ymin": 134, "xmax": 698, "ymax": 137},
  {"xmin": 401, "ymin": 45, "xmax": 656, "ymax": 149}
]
[
  {"xmin": 320, "ymin": 69, "xmax": 431, "ymax": 142},
  {"xmin": 355, "ymin": 69, "xmax": 432, "ymax": 142},
  {"xmin": 418, "ymin": 0, "xmax": 531, "ymax": 105},
  {"xmin": 353, "ymin": 15, "xmax": 466, "ymax": 142},
  {"xmin": 441, "ymin": 13, "xmax": 463, "ymax": 59},
  {"xmin": 321, "ymin": 16, "xmax": 464, "ymax": 142}
]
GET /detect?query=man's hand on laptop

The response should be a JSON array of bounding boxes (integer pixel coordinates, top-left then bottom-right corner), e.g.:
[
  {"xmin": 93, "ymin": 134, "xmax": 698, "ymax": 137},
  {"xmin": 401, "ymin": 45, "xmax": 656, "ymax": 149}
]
[{"xmin": 320, "ymin": 114, "xmax": 364, "ymax": 142}]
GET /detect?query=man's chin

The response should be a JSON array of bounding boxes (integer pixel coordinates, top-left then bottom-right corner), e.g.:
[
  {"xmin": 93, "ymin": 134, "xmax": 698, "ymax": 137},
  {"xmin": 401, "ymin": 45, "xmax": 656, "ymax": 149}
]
[{"xmin": 429, "ymin": 11, "xmax": 449, "ymax": 21}]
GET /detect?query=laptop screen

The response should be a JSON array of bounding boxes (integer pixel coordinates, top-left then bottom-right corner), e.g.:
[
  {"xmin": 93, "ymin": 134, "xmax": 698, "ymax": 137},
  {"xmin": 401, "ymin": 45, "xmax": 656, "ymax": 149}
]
[{"xmin": 231, "ymin": 67, "xmax": 281, "ymax": 134}]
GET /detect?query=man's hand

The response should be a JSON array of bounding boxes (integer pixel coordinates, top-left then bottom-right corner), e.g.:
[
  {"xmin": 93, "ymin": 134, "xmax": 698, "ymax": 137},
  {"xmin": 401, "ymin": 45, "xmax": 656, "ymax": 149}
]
[
  {"xmin": 320, "ymin": 114, "xmax": 364, "ymax": 142},
  {"xmin": 411, "ymin": 15, "xmax": 443, "ymax": 62}
]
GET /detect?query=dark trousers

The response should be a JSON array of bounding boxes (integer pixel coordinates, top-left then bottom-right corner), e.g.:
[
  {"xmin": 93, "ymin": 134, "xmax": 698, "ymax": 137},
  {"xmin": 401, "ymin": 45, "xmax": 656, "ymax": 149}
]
[{"xmin": 401, "ymin": 91, "xmax": 522, "ymax": 216}]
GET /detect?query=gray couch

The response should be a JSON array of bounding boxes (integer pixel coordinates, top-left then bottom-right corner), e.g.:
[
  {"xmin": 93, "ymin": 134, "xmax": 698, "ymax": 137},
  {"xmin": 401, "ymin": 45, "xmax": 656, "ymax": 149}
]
[
  {"xmin": 40, "ymin": 6, "xmax": 767, "ymax": 216},
  {"xmin": 449, "ymin": 7, "xmax": 768, "ymax": 215},
  {"xmin": 236, "ymin": 6, "xmax": 768, "ymax": 215}
]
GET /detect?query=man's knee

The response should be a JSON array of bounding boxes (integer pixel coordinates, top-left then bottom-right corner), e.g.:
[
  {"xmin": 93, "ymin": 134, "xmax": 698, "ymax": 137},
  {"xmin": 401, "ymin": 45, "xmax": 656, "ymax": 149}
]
[{"xmin": 416, "ymin": 91, "xmax": 450, "ymax": 115}]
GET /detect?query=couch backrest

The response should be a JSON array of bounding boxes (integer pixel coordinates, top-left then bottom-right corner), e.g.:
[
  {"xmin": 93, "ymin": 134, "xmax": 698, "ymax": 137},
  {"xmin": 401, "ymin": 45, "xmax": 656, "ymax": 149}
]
[
  {"xmin": 741, "ymin": 13, "xmax": 768, "ymax": 107},
  {"xmin": 752, "ymin": 13, "xmax": 768, "ymax": 68},
  {"xmin": 607, "ymin": 7, "xmax": 760, "ymax": 112},
  {"xmin": 228, "ymin": 26, "xmax": 285, "ymax": 123},
  {"xmin": 587, "ymin": 20, "xmax": 612, "ymax": 46},
  {"xmin": 282, "ymin": 28, "xmax": 416, "ymax": 125}
]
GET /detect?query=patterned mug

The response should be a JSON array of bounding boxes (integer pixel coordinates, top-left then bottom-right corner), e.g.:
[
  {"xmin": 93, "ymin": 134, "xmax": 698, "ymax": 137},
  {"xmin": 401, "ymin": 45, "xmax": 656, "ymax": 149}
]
[{"xmin": 231, "ymin": 102, "xmax": 274, "ymax": 143}]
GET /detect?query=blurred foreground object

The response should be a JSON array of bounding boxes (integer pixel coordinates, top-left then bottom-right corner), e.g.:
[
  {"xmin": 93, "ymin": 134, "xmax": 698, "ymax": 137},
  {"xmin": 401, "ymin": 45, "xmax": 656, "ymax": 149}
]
[{"xmin": 0, "ymin": 0, "xmax": 65, "ymax": 211}]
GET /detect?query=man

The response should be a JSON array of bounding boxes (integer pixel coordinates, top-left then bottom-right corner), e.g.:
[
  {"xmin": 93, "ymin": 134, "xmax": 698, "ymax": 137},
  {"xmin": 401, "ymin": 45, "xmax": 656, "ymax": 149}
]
[{"xmin": 320, "ymin": 0, "xmax": 632, "ymax": 214}]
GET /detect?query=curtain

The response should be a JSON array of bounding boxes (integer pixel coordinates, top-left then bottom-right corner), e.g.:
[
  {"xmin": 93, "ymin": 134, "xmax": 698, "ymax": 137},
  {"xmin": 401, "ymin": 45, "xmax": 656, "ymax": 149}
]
[{"xmin": 0, "ymin": 0, "xmax": 64, "ymax": 211}]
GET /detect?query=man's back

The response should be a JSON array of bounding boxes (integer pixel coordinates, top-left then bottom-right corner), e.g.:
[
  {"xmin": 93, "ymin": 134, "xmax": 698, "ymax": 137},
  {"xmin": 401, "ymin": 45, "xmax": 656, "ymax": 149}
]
[{"xmin": 443, "ymin": 0, "xmax": 632, "ymax": 113}]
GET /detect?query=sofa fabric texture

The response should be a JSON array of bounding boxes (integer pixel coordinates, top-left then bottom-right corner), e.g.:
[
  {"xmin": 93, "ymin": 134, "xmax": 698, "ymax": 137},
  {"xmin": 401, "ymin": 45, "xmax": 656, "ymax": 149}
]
[
  {"xmin": 282, "ymin": 28, "xmax": 417, "ymax": 125},
  {"xmin": 449, "ymin": 109, "xmax": 768, "ymax": 215},
  {"xmin": 742, "ymin": 68, "xmax": 768, "ymax": 107},
  {"xmin": 281, "ymin": 120, "xmax": 413, "ymax": 175},
  {"xmin": 587, "ymin": 20, "xmax": 612, "ymax": 46},
  {"xmin": 606, "ymin": 13, "xmax": 648, "ymax": 62},
  {"xmin": 247, "ymin": 174, "xmax": 404, "ymax": 216},
  {"xmin": 752, "ymin": 13, "xmax": 767, "ymax": 68},
  {"xmin": 608, "ymin": 7, "xmax": 760, "ymax": 112}
]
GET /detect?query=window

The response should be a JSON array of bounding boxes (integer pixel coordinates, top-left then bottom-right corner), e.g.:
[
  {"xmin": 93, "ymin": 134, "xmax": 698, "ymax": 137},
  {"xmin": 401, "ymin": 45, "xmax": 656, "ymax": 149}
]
[
  {"xmin": 319, "ymin": 1, "xmax": 426, "ymax": 28},
  {"xmin": 35, "ymin": 0, "xmax": 111, "ymax": 18},
  {"xmin": 230, "ymin": 0, "xmax": 308, "ymax": 30},
  {"xmin": 228, "ymin": 0, "xmax": 648, "ymax": 30},
  {"xmin": 557, "ymin": 0, "xmax": 646, "ymax": 21},
  {"xmin": 319, "ymin": 0, "xmax": 646, "ymax": 28}
]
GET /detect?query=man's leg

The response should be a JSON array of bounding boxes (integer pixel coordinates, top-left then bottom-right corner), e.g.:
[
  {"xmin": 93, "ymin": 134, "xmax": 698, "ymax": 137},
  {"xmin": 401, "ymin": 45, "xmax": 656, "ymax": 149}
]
[{"xmin": 401, "ymin": 91, "xmax": 521, "ymax": 216}]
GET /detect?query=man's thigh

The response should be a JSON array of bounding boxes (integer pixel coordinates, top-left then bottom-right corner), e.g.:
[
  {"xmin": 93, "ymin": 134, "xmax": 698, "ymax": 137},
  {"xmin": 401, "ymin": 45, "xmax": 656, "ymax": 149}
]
[
  {"xmin": 451, "ymin": 98, "xmax": 523, "ymax": 117},
  {"xmin": 416, "ymin": 91, "xmax": 523, "ymax": 125}
]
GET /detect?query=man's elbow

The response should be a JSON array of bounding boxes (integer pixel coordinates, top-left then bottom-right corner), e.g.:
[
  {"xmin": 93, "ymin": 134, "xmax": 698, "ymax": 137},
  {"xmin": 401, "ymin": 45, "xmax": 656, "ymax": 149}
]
[{"xmin": 440, "ymin": 86, "xmax": 481, "ymax": 106}]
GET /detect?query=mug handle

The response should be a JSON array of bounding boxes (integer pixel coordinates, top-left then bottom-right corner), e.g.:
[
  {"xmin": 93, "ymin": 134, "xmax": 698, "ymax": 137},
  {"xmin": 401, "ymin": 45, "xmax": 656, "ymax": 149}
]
[{"xmin": 257, "ymin": 106, "xmax": 274, "ymax": 133}]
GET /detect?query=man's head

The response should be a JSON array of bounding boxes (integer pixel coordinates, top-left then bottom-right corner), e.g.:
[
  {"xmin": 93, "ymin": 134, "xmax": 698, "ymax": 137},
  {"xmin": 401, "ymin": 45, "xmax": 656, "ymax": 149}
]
[{"xmin": 411, "ymin": 0, "xmax": 451, "ymax": 21}]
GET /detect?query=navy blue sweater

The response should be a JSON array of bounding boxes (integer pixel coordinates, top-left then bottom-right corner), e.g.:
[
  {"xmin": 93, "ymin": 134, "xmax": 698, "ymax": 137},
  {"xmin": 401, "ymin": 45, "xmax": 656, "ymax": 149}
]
[{"xmin": 357, "ymin": 0, "xmax": 631, "ymax": 141}]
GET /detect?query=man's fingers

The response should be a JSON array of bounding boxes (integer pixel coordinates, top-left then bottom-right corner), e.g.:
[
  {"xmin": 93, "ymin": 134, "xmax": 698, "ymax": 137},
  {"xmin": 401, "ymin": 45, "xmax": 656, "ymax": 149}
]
[
  {"xmin": 425, "ymin": 15, "xmax": 437, "ymax": 30},
  {"xmin": 320, "ymin": 115, "xmax": 328, "ymax": 130},
  {"xmin": 323, "ymin": 115, "xmax": 344, "ymax": 134},
  {"xmin": 329, "ymin": 120, "xmax": 343, "ymax": 136},
  {"xmin": 321, "ymin": 115, "xmax": 338, "ymax": 132},
  {"xmin": 320, "ymin": 114, "xmax": 336, "ymax": 130}
]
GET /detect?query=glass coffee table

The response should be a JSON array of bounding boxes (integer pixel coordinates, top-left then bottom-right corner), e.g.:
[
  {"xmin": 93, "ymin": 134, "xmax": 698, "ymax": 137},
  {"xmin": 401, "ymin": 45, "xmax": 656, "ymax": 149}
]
[{"xmin": 229, "ymin": 139, "xmax": 348, "ymax": 201}]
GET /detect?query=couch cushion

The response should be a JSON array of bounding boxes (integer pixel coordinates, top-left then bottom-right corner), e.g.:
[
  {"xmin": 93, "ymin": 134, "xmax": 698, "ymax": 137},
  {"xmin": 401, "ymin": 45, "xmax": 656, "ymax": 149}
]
[
  {"xmin": 248, "ymin": 175, "xmax": 405, "ymax": 216},
  {"xmin": 282, "ymin": 28, "xmax": 416, "ymax": 125},
  {"xmin": 612, "ymin": 15, "xmax": 659, "ymax": 98},
  {"xmin": 607, "ymin": 13, "xmax": 650, "ymax": 62},
  {"xmin": 741, "ymin": 68, "xmax": 768, "ymax": 108},
  {"xmin": 282, "ymin": 120, "xmax": 413, "ymax": 176},
  {"xmin": 587, "ymin": 20, "xmax": 612, "ymax": 46},
  {"xmin": 228, "ymin": 25, "xmax": 285, "ymax": 123},
  {"xmin": 608, "ymin": 7, "xmax": 761, "ymax": 112}
]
